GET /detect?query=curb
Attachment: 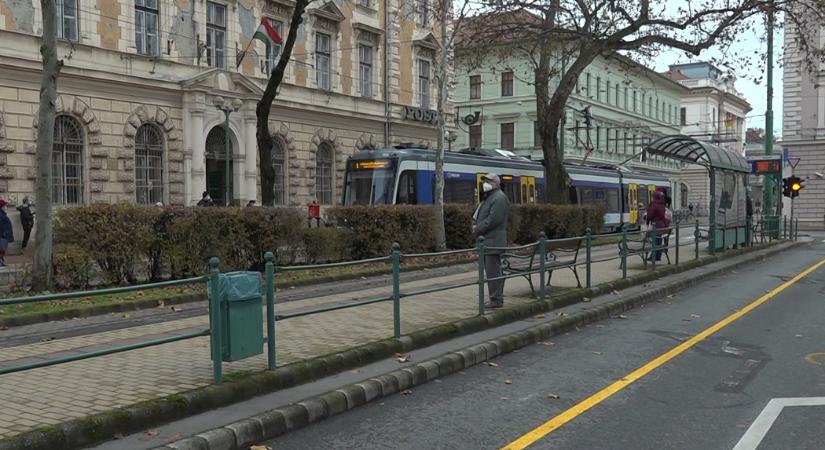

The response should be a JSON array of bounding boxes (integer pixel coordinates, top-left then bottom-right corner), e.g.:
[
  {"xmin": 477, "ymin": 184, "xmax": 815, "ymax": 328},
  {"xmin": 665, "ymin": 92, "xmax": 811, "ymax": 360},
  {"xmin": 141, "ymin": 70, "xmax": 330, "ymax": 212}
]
[
  {"xmin": 150, "ymin": 240, "xmax": 804, "ymax": 450},
  {"xmin": 0, "ymin": 241, "xmax": 799, "ymax": 450}
]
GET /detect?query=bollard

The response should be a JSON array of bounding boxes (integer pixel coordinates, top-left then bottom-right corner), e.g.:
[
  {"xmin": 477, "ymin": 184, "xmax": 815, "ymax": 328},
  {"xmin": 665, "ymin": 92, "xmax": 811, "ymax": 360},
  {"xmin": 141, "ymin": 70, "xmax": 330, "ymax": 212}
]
[
  {"xmin": 694, "ymin": 220, "xmax": 700, "ymax": 260},
  {"xmin": 675, "ymin": 225, "xmax": 680, "ymax": 265},
  {"xmin": 585, "ymin": 228, "xmax": 592, "ymax": 288},
  {"xmin": 651, "ymin": 226, "xmax": 657, "ymax": 270},
  {"xmin": 391, "ymin": 242, "xmax": 401, "ymax": 339},
  {"xmin": 265, "ymin": 252, "xmax": 276, "ymax": 370},
  {"xmin": 208, "ymin": 257, "xmax": 223, "ymax": 384},
  {"xmin": 477, "ymin": 237, "xmax": 486, "ymax": 316},
  {"xmin": 538, "ymin": 232, "xmax": 547, "ymax": 300},
  {"xmin": 621, "ymin": 227, "xmax": 628, "ymax": 279}
]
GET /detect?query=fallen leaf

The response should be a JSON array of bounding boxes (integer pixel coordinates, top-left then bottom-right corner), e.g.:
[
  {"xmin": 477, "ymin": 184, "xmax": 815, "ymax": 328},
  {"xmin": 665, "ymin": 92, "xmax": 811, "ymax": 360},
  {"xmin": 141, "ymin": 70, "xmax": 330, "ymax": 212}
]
[
  {"xmin": 541, "ymin": 341, "xmax": 555, "ymax": 346},
  {"xmin": 556, "ymin": 312, "xmax": 568, "ymax": 317},
  {"xmin": 795, "ymin": 334, "xmax": 803, "ymax": 338},
  {"xmin": 666, "ymin": 294, "xmax": 675, "ymax": 299},
  {"xmin": 504, "ymin": 379, "xmax": 513, "ymax": 385},
  {"xmin": 0, "ymin": 326, "xmax": 8, "ymax": 331},
  {"xmin": 582, "ymin": 297, "xmax": 591, "ymax": 302},
  {"xmin": 547, "ymin": 393, "xmax": 560, "ymax": 400},
  {"xmin": 691, "ymin": 314, "xmax": 701, "ymax": 318},
  {"xmin": 144, "ymin": 429, "xmax": 160, "ymax": 437},
  {"xmin": 612, "ymin": 290, "xmax": 620, "ymax": 295},
  {"xmin": 513, "ymin": 350, "xmax": 520, "ymax": 353},
  {"xmin": 487, "ymin": 362, "xmax": 500, "ymax": 367},
  {"xmin": 501, "ymin": 396, "xmax": 510, "ymax": 400},
  {"xmin": 171, "ymin": 306, "xmax": 183, "ymax": 312},
  {"xmin": 349, "ymin": 369, "xmax": 360, "ymax": 374},
  {"xmin": 250, "ymin": 446, "xmax": 271, "ymax": 450},
  {"xmin": 121, "ymin": 314, "xmax": 130, "ymax": 318},
  {"xmin": 395, "ymin": 353, "xmax": 411, "ymax": 363},
  {"xmin": 593, "ymin": 351, "xmax": 603, "ymax": 355},
  {"xmin": 533, "ymin": 314, "xmax": 546, "ymax": 319},
  {"xmin": 401, "ymin": 389, "xmax": 413, "ymax": 395},
  {"xmin": 434, "ymin": 379, "xmax": 442, "ymax": 383},
  {"xmin": 616, "ymin": 314, "xmax": 628, "ymax": 319},
  {"xmin": 113, "ymin": 433, "xmax": 124, "ymax": 439}
]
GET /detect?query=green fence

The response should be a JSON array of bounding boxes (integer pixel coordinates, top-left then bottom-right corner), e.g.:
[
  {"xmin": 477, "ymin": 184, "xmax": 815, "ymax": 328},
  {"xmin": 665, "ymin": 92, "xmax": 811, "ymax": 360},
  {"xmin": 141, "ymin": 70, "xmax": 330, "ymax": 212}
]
[{"xmin": 0, "ymin": 219, "xmax": 794, "ymax": 386}]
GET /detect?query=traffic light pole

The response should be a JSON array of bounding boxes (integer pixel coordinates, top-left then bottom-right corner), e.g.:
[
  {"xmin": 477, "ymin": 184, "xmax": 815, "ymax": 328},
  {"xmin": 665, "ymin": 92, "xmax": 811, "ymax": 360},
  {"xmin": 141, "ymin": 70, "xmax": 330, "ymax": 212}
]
[{"xmin": 763, "ymin": 1, "xmax": 778, "ymax": 236}]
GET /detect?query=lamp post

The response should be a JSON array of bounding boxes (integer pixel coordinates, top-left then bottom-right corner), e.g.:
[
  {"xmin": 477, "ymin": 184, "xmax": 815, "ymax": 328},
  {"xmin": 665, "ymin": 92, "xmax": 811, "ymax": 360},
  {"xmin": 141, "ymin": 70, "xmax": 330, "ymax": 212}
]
[
  {"xmin": 445, "ymin": 130, "xmax": 457, "ymax": 152},
  {"xmin": 212, "ymin": 96, "xmax": 243, "ymax": 206}
]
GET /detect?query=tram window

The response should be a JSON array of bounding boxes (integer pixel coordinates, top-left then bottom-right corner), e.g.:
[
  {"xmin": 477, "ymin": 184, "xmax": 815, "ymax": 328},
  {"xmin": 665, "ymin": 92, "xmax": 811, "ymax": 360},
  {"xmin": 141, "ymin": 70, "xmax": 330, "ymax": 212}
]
[
  {"xmin": 593, "ymin": 189, "xmax": 607, "ymax": 208},
  {"xmin": 569, "ymin": 186, "xmax": 579, "ymax": 204},
  {"xmin": 581, "ymin": 187, "xmax": 593, "ymax": 204},
  {"xmin": 396, "ymin": 170, "xmax": 417, "ymax": 204},
  {"xmin": 504, "ymin": 182, "xmax": 520, "ymax": 204},
  {"xmin": 521, "ymin": 184, "xmax": 527, "ymax": 203},
  {"xmin": 607, "ymin": 189, "xmax": 620, "ymax": 213},
  {"xmin": 536, "ymin": 184, "xmax": 545, "ymax": 203},
  {"xmin": 445, "ymin": 179, "xmax": 475, "ymax": 203}
]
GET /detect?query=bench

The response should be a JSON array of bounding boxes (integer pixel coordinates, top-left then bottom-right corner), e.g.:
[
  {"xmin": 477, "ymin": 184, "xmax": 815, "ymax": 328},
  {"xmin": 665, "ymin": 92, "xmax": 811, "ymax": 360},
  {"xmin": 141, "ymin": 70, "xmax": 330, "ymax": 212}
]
[
  {"xmin": 501, "ymin": 238, "xmax": 583, "ymax": 297},
  {"xmin": 618, "ymin": 228, "xmax": 672, "ymax": 271}
]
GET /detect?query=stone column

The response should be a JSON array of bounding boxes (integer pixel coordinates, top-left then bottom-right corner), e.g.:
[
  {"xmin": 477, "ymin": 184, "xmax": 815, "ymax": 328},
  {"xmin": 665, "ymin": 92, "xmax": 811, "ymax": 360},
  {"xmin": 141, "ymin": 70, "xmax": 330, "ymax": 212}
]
[
  {"xmin": 190, "ymin": 110, "xmax": 206, "ymax": 204},
  {"xmin": 244, "ymin": 116, "xmax": 258, "ymax": 202}
]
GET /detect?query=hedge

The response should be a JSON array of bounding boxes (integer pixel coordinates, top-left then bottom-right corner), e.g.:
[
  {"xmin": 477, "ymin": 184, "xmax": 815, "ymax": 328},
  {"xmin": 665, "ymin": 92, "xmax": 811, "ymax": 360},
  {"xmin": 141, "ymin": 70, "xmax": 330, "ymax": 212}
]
[{"xmin": 52, "ymin": 203, "xmax": 603, "ymax": 288}]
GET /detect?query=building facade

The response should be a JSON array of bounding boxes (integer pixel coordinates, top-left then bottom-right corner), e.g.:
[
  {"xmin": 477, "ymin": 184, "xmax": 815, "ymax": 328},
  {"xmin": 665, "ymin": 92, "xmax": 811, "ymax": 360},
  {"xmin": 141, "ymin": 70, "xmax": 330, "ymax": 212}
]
[
  {"xmin": 663, "ymin": 62, "xmax": 752, "ymax": 212},
  {"xmin": 780, "ymin": 19, "xmax": 825, "ymax": 225},
  {"xmin": 0, "ymin": 0, "xmax": 448, "ymax": 209},
  {"xmin": 454, "ymin": 44, "xmax": 688, "ymax": 205}
]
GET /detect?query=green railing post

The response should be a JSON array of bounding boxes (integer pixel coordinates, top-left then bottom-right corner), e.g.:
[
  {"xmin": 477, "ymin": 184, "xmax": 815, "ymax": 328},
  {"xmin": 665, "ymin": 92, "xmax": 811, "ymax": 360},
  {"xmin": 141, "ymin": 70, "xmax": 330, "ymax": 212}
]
[
  {"xmin": 265, "ymin": 252, "xmax": 276, "ymax": 370},
  {"xmin": 694, "ymin": 220, "xmax": 700, "ymax": 260},
  {"xmin": 477, "ymin": 236, "xmax": 486, "ymax": 315},
  {"xmin": 746, "ymin": 215, "xmax": 752, "ymax": 247},
  {"xmin": 208, "ymin": 257, "xmax": 223, "ymax": 385},
  {"xmin": 391, "ymin": 242, "xmax": 401, "ymax": 339},
  {"xmin": 585, "ymin": 228, "xmax": 592, "ymax": 288},
  {"xmin": 675, "ymin": 224, "xmax": 680, "ymax": 265},
  {"xmin": 783, "ymin": 216, "xmax": 787, "ymax": 240},
  {"xmin": 538, "ymin": 232, "xmax": 547, "ymax": 300},
  {"xmin": 651, "ymin": 226, "xmax": 658, "ymax": 270},
  {"xmin": 795, "ymin": 218, "xmax": 799, "ymax": 241},
  {"xmin": 621, "ymin": 227, "xmax": 628, "ymax": 279}
]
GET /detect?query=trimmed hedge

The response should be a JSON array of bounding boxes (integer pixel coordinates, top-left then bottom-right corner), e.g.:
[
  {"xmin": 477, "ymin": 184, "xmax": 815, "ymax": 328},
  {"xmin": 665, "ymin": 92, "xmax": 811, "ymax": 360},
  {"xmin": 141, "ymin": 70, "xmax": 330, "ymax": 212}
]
[{"xmin": 52, "ymin": 203, "xmax": 603, "ymax": 288}]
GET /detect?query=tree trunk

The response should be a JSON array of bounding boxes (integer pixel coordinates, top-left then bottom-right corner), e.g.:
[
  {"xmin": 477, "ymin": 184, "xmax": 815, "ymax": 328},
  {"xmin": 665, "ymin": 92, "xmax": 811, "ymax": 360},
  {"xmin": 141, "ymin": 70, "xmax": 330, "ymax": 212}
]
[
  {"xmin": 256, "ymin": 0, "xmax": 309, "ymax": 206},
  {"xmin": 433, "ymin": 0, "xmax": 449, "ymax": 251},
  {"xmin": 31, "ymin": 0, "xmax": 63, "ymax": 291}
]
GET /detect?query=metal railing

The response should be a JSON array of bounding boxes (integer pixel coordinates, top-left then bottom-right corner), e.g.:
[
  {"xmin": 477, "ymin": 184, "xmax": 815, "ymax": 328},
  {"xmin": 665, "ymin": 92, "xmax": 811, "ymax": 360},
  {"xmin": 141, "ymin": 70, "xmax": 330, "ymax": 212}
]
[{"xmin": 0, "ymin": 220, "xmax": 788, "ymax": 387}]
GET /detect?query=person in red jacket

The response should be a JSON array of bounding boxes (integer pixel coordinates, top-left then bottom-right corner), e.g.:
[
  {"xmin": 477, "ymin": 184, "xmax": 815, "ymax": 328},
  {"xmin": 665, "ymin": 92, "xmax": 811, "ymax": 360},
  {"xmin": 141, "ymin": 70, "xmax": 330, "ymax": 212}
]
[{"xmin": 646, "ymin": 191, "xmax": 670, "ymax": 261}]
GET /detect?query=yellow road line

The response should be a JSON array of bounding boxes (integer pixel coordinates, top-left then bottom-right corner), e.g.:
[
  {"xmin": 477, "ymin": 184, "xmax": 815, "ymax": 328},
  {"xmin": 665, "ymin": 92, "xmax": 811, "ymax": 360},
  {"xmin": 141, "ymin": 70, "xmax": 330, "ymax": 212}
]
[{"xmin": 501, "ymin": 257, "xmax": 825, "ymax": 450}]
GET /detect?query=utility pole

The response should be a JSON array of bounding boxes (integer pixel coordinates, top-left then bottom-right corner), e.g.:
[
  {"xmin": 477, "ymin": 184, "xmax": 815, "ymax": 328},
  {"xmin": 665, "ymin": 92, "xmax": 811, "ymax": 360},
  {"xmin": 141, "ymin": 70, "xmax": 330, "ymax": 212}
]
[{"xmin": 763, "ymin": 0, "xmax": 776, "ymax": 232}]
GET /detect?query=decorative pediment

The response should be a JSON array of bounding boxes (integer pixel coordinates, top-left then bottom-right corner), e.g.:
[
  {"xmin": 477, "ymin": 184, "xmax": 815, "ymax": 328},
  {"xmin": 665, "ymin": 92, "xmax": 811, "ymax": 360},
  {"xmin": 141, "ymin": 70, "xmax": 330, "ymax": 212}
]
[
  {"xmin": 181, "ymin": 69, "xmax": 264, "ymax": 97},
  {"xmin": 309, "ymin": 1, "xmax": 345, "ymax": 23},
  {"xmin": 413, "ymin": 33, "xmax": 440, "ymax": 51},
  {"xmin": 353, "ymin": 22, "xmax": 383, "ymax": 45},
  {"xmin": 263, "ymin": 0, "xmax": 295, "ymax": 19}
]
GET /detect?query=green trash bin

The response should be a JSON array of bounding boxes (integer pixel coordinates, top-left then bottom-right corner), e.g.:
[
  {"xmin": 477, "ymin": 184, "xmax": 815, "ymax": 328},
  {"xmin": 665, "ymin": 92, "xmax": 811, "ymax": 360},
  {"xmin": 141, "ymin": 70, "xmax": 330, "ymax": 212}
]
[{"xmin": 212, "ymin": 271, "xmax": 263, "ymax": 362}]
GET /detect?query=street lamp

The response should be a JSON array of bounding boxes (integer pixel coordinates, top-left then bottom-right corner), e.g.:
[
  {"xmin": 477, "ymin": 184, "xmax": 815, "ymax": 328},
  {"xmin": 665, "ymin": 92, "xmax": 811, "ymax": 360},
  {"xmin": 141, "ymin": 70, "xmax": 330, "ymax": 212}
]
[
  {"xmin": 212, "ymin": 96, "xmax": 243, "ymax": 206},
  {"xmin": 445, "ymin": 130, "xmax": 458, "ymax": 152}
]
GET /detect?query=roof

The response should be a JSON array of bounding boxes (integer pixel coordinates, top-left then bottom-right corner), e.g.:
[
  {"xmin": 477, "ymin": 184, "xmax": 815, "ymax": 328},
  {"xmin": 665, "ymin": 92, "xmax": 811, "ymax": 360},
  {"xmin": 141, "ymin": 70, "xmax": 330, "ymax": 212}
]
[
  {"xmin": 455, "ymin": 11, "xmax": 543, "ymax": 50},
  {"xmin": 645, "ymin": 135, "xmax": 750, "ymax": 172}
]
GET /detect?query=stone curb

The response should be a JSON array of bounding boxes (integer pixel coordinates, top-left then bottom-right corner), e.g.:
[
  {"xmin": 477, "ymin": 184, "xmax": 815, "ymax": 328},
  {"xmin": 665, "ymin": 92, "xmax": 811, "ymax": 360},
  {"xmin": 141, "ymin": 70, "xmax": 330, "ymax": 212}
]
[
  {"xmin": 0, "ymin": 241, "xmax": 798, "ymax": 450},
  {"xmin": 150, "ymin": 240, "xmax": 803, "ymax": 450}
]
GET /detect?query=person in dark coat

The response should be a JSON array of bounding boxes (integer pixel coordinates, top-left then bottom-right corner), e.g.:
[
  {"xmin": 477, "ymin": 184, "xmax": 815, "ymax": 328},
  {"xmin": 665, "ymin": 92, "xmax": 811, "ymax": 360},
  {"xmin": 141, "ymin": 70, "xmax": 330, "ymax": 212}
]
[
  {"xmin": 197, "ymin": 191, "xmax": 214, "ymax": 207},
  {"xmin": 0, "ymin": 199, "xmax": 14, "ymax": 267},
  {"xmin": 16, "ymin": 197, "xmax": 34, "ymax": 250},
  {"xmin": 646, "ymin": 191, "xmax": 669, "ymax": 261},
  {"xmin": 473, "ymin": 173, "xmax": 510, "ymax": 309}
]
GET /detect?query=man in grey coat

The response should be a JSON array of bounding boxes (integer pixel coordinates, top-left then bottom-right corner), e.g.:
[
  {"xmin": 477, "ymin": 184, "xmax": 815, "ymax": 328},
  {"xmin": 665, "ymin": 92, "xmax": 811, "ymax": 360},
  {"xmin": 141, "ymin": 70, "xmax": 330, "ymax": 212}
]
[{"xmin": 473, "ymin": 173, "xmax": 510, "ymax": 309}]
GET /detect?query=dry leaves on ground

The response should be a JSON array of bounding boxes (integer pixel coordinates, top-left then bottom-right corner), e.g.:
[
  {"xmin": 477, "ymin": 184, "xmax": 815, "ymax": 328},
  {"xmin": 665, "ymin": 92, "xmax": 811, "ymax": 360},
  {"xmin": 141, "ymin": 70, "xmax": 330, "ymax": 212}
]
[
  {"xmin": 401, "ymin": 389, "xmax": 413, "ymax": 395},
  {"xmin": 487, "ymin": 362, "xmax": 499, "ymax": 367},
  {"xmin": 504, "ymin": 379, "xmax": 512, "ymax": 385},
  {"xmin": 547, "ymin": 393, "xmax": 560, "ymax": 400},
  {"xmin": 144, "ymin": 429, "xmax": 159, "ymax": 437},
  {"xmin": 395, "ymin": 353, "xmax": 411, "ymax": 363},
  {"xmin": 250, "ymin": 445, "xmax": 272, "ymax": 450}
]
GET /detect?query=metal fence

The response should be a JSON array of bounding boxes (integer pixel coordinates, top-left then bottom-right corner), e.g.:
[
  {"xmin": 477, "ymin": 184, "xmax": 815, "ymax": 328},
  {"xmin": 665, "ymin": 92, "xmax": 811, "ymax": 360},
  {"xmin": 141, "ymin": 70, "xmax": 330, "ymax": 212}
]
[{"xmin": 0, "ymin": 219, "xmax": 797, "ymax": 386}]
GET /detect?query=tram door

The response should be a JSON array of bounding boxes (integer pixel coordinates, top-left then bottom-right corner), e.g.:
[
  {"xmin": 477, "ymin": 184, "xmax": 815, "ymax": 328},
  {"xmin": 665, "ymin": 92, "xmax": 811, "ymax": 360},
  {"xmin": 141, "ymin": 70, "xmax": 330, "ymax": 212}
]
[
  {"xmin": 628, "ymin": 184, "xmax": 639, "ymax": 224},
  {"xmin": 520, "ymin": 176, "xmax": 537, "ymax": 204},
  {"xmin": 475, "ymin": 173, "xmax": 485, "ymax": 203}
]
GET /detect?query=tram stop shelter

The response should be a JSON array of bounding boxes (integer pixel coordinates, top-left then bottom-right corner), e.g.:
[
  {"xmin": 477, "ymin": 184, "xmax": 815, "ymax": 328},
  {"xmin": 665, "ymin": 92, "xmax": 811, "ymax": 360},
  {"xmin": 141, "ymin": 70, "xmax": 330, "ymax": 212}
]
[{"xmin": 645, "ymin": 135, "xmax": 751, "ymax": 252}]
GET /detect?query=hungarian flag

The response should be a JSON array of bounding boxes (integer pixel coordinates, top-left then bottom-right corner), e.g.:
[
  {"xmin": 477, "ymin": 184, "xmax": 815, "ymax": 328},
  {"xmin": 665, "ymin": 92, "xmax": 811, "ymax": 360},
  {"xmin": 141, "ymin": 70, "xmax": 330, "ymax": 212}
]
[{"xmin": 237, "ymin": 19, "xmax": 284, "ymax": 68}]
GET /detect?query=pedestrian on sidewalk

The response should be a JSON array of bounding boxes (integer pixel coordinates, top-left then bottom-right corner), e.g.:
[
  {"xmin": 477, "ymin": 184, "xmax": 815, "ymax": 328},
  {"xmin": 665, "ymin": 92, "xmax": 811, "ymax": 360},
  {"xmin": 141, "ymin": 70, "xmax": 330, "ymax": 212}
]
[
  {"xmin": 16, "ymin": 196, "xmax": 34, "ymax": 250},
  {"xmin": 0, "ymin": 199, "xmax": 14, "ymax": 267},
  {"xmin": 473, "ymin": 173, "xmax": 509, "ymax": 310},
  {"xmin": 646, "ymin": 191, "xmax": 669, "ymax": 262}
]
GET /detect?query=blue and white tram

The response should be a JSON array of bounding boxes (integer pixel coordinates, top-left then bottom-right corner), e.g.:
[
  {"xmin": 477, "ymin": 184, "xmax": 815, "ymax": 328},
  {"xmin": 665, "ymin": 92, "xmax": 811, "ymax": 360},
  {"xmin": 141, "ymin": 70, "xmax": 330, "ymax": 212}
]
[{"xmin": 342, "ymin": 146, "xmax": 671, "ymax": 231}]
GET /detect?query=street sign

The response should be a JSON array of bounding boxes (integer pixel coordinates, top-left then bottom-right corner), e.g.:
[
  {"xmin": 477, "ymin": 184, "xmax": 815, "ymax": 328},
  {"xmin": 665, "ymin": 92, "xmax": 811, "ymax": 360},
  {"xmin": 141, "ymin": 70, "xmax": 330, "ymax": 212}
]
[{"xmin": 748, "ymin": 156, "xmax": 782, "ymax": 174}]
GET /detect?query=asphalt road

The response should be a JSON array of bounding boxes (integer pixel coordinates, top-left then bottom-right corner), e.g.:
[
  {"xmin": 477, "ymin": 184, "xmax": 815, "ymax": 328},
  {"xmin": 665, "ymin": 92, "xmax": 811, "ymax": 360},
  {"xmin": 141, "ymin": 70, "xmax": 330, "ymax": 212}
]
[{"xmin": 267, "ymin": 235, "xmax": 825, "ymax": 450}]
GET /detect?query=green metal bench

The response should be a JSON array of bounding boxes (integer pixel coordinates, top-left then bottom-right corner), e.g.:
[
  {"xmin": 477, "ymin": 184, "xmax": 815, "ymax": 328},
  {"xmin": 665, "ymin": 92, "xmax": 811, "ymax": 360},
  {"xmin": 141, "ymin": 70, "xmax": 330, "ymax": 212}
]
[{"xmin": 501, "ymin": 237, "xmax": 583, "ymax": 296}]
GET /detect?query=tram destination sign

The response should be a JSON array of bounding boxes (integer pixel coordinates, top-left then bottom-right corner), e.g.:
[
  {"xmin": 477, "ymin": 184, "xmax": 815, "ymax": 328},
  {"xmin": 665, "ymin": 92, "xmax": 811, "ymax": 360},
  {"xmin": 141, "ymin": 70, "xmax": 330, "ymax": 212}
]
[{"xmin": 747, "ymin": 155, "xmax": 782, "ymax": 175}]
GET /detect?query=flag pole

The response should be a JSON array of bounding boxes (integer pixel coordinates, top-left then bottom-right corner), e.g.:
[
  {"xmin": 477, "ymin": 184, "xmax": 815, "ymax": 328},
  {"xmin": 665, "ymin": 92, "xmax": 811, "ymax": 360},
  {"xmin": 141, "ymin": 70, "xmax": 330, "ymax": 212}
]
[{"xmin": 237, "ymin": 22, "xmax": 262, "ymax": 69}]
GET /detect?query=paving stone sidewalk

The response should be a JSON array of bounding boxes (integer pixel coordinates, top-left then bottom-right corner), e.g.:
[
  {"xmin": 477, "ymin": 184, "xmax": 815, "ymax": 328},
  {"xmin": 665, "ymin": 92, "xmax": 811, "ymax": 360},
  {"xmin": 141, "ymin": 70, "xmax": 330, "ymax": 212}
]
[{"xmin": 0, "ymin": 238, "xmax": 706, "ymax": 438}]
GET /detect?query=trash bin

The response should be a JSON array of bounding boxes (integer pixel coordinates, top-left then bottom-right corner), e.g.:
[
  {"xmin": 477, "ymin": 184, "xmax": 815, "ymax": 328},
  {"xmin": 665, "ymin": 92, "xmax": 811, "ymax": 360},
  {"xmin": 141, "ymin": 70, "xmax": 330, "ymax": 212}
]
[{"xmin": 209, "ymin": 271, "xmax": 263, "ymax": 362}]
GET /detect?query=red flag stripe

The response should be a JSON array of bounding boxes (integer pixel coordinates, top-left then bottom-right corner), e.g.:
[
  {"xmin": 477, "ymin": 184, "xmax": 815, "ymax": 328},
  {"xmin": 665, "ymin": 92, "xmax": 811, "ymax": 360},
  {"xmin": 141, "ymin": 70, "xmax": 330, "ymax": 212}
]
[{"xmin": 262, "ymin": 19, "xmax": 283, "ymax": 44}]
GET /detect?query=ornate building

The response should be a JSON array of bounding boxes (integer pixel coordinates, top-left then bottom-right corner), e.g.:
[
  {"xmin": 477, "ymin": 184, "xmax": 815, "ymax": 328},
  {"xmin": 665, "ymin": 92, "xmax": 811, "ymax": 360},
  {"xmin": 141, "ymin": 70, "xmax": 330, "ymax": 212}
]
[{"xmin": 0, "ymin": 0, "xmax": 449, "ymax": 208}]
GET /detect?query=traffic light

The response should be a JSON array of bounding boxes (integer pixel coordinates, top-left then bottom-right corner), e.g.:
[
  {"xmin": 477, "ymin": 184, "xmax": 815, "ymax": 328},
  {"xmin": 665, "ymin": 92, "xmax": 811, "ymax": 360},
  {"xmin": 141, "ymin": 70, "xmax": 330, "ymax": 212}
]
[{"xmin": 782, "ymin": 176, "xmax": 804, "ymax": 198}]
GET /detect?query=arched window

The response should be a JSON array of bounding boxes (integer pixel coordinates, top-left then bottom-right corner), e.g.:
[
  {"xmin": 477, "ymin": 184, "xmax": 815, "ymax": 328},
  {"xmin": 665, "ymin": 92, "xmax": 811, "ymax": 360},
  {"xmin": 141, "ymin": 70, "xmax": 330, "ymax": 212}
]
[
  {"xmin": 273, "ymin": 137, "xmax": 286, "ymax": 205},
  {"xmin": 135, "ymin": 123, "xmax": 164, "ymax": 204},
  {"xmin": 53, "ymin": 115, "xmax": 84, "ymax": 204},
  {"xmin": 680, "ymin": 183, "xmax": 689, "ymax": 208},
  {"xmin": 315, "ymin": 142, "xmax": 334, "ymax": 204}
]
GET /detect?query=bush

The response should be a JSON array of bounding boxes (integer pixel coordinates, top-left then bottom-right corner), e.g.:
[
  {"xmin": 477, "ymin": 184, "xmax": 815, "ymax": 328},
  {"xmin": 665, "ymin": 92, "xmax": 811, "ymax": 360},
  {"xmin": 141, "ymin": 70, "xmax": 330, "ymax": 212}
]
[
  {"xmin": 52, "ymin": 244, "xmax": 94, "ymax": 289},
  {"xmin": 302, "ymin": 227, "xmax": 353, "ymax": 263},
  {"xmin": 327, "ymin": 205, "xmax": 436, "ymax": 258}
]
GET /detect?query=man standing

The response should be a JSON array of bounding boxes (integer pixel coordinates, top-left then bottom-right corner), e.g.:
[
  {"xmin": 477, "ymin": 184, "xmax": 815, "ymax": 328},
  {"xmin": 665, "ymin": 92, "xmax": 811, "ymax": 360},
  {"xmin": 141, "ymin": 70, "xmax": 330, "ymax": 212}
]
[
  {"xmin": 16, "ymin": 197, "xmax": 34, "ymax": 250},
  {"xmin": 197, "ymin": 191, "xmax": 214, "ymax": 207},
  {"xmin": 473, "ymin": 173, "xmax": 510, "ymax": 309},
  {"xmin": 0, "ymin": 199, "xmax": 14, "ymax": 267}
]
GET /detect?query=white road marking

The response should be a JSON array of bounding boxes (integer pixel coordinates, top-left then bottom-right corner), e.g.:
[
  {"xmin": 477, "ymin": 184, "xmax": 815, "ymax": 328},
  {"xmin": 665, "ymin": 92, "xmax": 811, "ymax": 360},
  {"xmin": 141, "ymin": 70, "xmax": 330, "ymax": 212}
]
[{"xmin": 733, "ymin": 397, "xmax": 825, "ymax": 450}]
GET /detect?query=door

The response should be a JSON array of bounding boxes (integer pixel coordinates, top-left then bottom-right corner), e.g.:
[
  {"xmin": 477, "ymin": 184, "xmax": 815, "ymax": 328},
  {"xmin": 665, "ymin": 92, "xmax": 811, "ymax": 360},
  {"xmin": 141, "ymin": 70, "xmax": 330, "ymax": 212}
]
[
  {"xmin": 205, "ymin": 126, "xmax": 233, "ymax": 205},
  {"xmin": 628, "ymin": 184, "xmax": 639, "ymax": 224},
  {"xmin": 521, "ymin": 176, "xmax": 536, "ymax": 204}
]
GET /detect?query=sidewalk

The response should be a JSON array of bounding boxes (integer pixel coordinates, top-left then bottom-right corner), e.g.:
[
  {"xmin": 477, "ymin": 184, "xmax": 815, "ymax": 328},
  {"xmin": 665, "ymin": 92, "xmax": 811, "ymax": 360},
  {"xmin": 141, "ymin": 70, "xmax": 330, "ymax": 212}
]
[{"xmin": 0, "ymin": 237, "xmax": 707, "ymax": 439}]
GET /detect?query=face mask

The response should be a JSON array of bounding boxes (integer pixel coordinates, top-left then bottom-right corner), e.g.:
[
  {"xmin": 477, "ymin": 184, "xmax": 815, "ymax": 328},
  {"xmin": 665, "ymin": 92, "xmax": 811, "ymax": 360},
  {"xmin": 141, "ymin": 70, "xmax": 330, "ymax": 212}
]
[{"xmin": 482, "ymin": 182, "xmax": 493, "ymax": 192}]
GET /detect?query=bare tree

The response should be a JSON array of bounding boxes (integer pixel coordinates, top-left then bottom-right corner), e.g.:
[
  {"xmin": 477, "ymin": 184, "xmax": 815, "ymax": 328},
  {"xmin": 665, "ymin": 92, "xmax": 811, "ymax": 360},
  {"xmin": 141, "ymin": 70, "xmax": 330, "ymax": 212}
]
[
  {"xmin": 461, "ymin": 0, "xmax": 825, "ymax": 203},
  {"xmin": 257, "ymin": 0, "xmax": 312, "ymax": 206},
  {"xmin": 31, "ymin": 0, "xmax": 64, "ymax": 291},
  {"xmin": 430, "ymin": 0, "xmax": 474, "ymax": 250}
]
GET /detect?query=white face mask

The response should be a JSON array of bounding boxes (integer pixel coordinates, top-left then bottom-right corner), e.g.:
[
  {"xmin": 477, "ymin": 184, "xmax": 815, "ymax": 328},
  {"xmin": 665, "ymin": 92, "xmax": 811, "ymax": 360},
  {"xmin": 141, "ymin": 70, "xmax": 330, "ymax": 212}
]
[{"xmin": 482, "ymin": 182, "xmax": 493, "ymax": 192}]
